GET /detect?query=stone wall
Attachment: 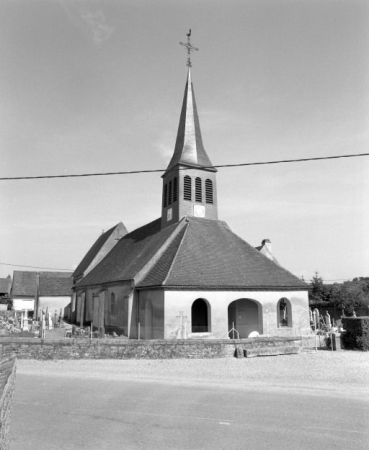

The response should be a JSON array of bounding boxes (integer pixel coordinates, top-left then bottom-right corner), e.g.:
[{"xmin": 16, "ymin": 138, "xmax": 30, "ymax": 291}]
[
  {"xmin": 0, "ymin": 337, "xmax": 302, "ymax": 360},
  {"xmin": 0, "ymin": 355, "xmax": 16, "ymax": 450}
]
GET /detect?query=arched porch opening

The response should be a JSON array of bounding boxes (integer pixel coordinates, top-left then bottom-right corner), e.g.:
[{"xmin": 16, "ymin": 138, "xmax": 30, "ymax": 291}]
[
  {"xmin": 228, "ymin": 299, "xmax": 262, "ymax": 338},
  {"xmin": 191, "ymin": 298, "xmax": 211, "ymax": 333}
]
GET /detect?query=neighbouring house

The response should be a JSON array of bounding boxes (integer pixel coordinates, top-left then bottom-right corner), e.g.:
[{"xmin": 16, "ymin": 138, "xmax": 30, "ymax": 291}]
[
  {"xmin": 37, "ymin": 272, "xmax": 74, "ymax": 320},
  {"xmin": 10, "ymin": 271, "xmax": 37, "ymax": 313},
  {"xmin": 72, "ymin": 61, "xmax": 309, "ymax": 339},
  {"xmin": 10, "ymin": 271, "xmax": 73, "ymax": 318},
  {"xmin": 0, "ymin": 276, "xmax": 11, "ymax": 311}
]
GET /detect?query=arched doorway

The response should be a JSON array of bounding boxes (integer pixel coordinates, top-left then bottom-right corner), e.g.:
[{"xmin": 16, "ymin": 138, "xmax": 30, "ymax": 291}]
[
  {"xmin": 191, "ymin": 299, "xmax": 210, "ymax": 333},
  {"xmin": 144, "ymin": 299, "xmax": 153, "ymax": 339},
  {"xmin": 228, "ymin": 299, "xmax": 262, "ymax": 338}
]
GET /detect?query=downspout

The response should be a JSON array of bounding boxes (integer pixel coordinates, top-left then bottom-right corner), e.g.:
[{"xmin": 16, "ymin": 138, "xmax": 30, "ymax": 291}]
[
  {"xmin": 137, "ymin": 290, "xmax": 140, "ymax": 340},
  {"xmin": 35, "ymin": 273, "xmax": 40, "ymax": 320}
]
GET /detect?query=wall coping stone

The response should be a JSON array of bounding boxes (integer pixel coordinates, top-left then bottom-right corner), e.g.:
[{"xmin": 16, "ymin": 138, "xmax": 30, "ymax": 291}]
[{"xmin": 0, "ymin": 336, "xmax": 302, "ymax": 346}]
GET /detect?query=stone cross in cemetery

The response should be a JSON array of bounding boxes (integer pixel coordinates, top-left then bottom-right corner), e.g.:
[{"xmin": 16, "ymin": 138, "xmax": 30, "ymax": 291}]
[
  {"xmin": 22, "ymin": 309, "xmax": 28, "ymax": 331},
  {"xmin": 176, "ymin": 311, "xmax": 187, "ymax": 339}
]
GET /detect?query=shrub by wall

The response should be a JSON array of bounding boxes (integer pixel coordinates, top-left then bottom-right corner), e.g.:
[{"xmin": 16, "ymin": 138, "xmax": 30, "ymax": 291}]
[{"xmin": 342, "ymin": 317, "xmax": 369, "ymax": 351}]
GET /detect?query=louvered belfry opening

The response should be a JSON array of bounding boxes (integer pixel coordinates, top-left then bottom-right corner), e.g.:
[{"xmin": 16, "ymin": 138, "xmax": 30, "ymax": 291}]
[
  {"xmin": 184, "ymin": 175, "xmax": 192, "ymax": 200},
  {"xmin": 163, "ymin": 184, "xmax": 168, "ymax": 207},
  {"xmin": 173, "ymin": 177, "xmax": 178, "ymax": 202},
  {"xmin": 205, "ymin": 179, "xmax": 213, "ymax": 204},
  {"xmin": 168, "ymin": 180, "xmax": 172, "ymax": 205},
  {"xmin": 195, "ymin": 177, "xmax": 202, "ymax": 202}
]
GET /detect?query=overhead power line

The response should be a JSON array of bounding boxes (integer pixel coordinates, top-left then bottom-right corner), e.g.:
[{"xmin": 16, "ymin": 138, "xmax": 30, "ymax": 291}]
[
  {"xmin": 0, "ymin": 262, "xmax": 73, "ymax": 271},
  {"xmin": 0, "ymin": 152, "xmax": 368, "ymax": 181}
]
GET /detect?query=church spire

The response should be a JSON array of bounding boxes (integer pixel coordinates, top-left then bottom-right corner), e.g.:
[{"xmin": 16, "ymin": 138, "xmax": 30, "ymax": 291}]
[
  {"xmin": 164, "ymin": 68, "xmax": 215, "ymax": 174},
  {"xmin": 161, "ymin": 32, "xmax": 218, "ymax": 229}
]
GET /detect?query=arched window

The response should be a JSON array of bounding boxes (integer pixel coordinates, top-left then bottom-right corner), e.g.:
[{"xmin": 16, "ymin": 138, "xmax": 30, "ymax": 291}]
[
  {"xmin": 205, "ymin": 179, "xmax": 213, "ymax": 204},
  {"xmin": 184, "ymin": 176, "xmax": 192, "ymax": 201},
  {"xmin": 163, "ymin": 184, "xmax": 168, "ymax": 208},
  {"xmin": 277, "ymin": 298, "xmax": 292, "ymax": 327},
  {"xmin": 192, "ymin": 298, "xmax": 210, "ymax": 333},
  {"xmin": 173, "ymin": 177, "xmax": 178, "ymax": 202},
  {"xmin": 110, "ymin": 293, "xmax": 116, "ymax": 316},
  {"xmin": 168, "ymin": 180, "xmax": 172, "ymax": 205},
  {"xmin": 195, "ymin": 177, "xmax": 202, "ymax": 202}
]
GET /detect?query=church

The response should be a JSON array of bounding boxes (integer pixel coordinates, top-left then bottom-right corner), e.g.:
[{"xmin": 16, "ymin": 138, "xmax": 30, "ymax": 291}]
[{"xmin": 71, "ymin": 39, "xmax": 309, "ymax": 340}]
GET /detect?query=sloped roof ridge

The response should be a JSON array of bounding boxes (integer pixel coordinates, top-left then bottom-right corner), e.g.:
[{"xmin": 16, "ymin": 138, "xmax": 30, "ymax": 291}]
[
  {"xmin": 73, "ymin": 223, "xmax": 122, "ymax": 278},
  {"xmin": 76, "ymin": 218, "xmax": 173, "ymax": 287},
  {"xmin": 162, "ymin": 219, "xmax": 190, "ymax": 286}
]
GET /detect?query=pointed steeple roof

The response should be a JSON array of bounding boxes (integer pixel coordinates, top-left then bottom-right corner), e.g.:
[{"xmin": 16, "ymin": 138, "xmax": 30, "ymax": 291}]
[{"xmin": 164, "ymin": 69, "xmax": 216, "ymax": 174}]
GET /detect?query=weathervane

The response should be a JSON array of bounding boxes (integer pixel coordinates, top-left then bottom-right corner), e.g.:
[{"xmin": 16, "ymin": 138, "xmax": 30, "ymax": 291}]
[{"xmin": 180, "ymin": 29, "xmax": 198, "ymax": 67}]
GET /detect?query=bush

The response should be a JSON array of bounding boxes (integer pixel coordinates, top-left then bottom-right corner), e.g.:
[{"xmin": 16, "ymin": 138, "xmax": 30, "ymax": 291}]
[{"xmin": 342, "ymin": 317, "xmax": 369, "ymax": 351}]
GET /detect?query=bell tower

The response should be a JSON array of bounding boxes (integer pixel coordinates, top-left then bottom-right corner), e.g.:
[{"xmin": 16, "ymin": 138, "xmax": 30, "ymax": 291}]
[{"xmin": 161, "ymin": 33, "xmax": 218, "ymax": 229}]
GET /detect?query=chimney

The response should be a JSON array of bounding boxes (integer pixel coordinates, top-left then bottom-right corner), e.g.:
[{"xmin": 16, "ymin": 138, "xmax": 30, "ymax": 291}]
[{"xmin": 262, "ymin": 239, "xmax": 272, "ymax": 253}]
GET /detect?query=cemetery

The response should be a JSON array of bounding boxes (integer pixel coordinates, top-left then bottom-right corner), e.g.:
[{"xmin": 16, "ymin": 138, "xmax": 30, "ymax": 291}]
[{"xmin": 0, "ymin": 306, "xmax": 367, "ymax": 362}]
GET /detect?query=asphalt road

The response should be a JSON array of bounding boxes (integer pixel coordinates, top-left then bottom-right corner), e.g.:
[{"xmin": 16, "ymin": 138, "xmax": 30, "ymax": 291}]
[{"xmin": 10, "ymin": 367, "xmax": 369, "ymax": 450}]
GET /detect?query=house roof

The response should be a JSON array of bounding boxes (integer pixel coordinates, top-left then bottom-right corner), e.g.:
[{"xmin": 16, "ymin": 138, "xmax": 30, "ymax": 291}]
[
  {"xmin": 0, "ymin": 278, "xmax": 10, "ymax": 294},
  {"xmin": 39, "ymin": 276, "xmax": 73, "ymax": 297},
  {"xmin": 77, "ymin": 216, "xmax": 307, "ymax": 291},
  {"xmin": 73, "ymin": 223, "xmax": 127, "ymax": 278},
  {"xmin": 76, "ymin": 219, "xmax": 181, "ymax": 288},
  {"xmin": 138, "ymin": 217, "xmax": 307, "ymax": 290},
  {"xmin": 164, "ymin": 69, "xmax": 215, "ymax": 175},
  {"xmin": 11, "ymin": 271, "xmax": 73, "ymax": 297},
  {"xmin": 11, "ymin": 271, "xmax": 37, "ymax": 297}
]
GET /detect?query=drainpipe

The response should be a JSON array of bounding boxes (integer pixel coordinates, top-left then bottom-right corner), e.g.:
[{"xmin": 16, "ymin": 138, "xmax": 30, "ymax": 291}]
[{"xmin": 35, "ymin": 273, "xmax": 40, "ymax": 320}]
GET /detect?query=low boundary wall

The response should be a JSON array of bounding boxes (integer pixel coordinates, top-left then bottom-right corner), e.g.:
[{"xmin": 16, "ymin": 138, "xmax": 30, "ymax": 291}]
[
  {"xmin": 0, "ymin": 337, "xmax": 303, "ymax": 360},
  {"xmin": 0, "ymin": 355, "xmax": 16, "ymax": 450}
]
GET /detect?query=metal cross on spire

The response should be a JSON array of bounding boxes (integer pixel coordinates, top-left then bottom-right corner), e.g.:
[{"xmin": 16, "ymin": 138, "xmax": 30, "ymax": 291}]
[{"xmin": 179, "ymin": 29, "xmax": 198, "ymax": 67}]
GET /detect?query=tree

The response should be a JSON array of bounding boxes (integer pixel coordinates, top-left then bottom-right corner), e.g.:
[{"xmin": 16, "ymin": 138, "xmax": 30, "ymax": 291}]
[
  {"xmin": 331, "ymin": 280, "xmax": 369, "ymax": 316},
  {"xmin": 309, "ymin": 272, "xmax": 332, "ymax": 304}
]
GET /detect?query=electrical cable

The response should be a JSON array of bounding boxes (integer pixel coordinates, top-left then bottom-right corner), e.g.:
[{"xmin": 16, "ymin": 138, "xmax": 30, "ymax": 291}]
[
  {"xmin": 0, "ymin": 262, "xmax": 73, "ymax": 271},
  {"xmin": 0, "ymin": 152, "xmax": 368, "ymax": 181}
]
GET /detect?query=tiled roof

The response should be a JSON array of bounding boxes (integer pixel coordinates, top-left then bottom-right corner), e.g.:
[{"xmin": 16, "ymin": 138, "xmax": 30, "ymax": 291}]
[
  {"xmin": 39, "ymin": 275, "xmax": 73, "ymax": 297},
  {"xmin": 165, "ymin": 69, "xmax": 215, "ymax": 174},
  {"xmin": 73, "ymin": 223, "xmax": 126, "ymax": 278},
  {"xmin": 138, "ymin": 217, "xmax": 307, "ymax": 290},
  {"xmin": 76, "ymin": 215, "xmax": 306, "ymax": 290},
  {"xmin": 76, "ymin": 219, "xmax": 181, "ymax": 287},
  {"xmin": 11, "ymin": 271, "xmax": 37, "ymax": 297},
  {"xmin": 11, "ymin": 271, "xmax": 73, "ymax": 297}
]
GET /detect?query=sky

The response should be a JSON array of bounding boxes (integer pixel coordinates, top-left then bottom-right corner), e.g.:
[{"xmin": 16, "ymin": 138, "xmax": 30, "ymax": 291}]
[{"xmin": 1, "ymin": 0, "xmax": 368, "ymax": 283}]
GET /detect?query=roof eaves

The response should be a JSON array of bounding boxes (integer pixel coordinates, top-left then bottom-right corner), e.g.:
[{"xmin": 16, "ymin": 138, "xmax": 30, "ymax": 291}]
[
  {"xmin": 75, "ymin": 278, "xmax": 134, "ymax": 290},
  {"xmin": 138, "ymin": 285, "xmax": 309, "ymax": 291}
]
